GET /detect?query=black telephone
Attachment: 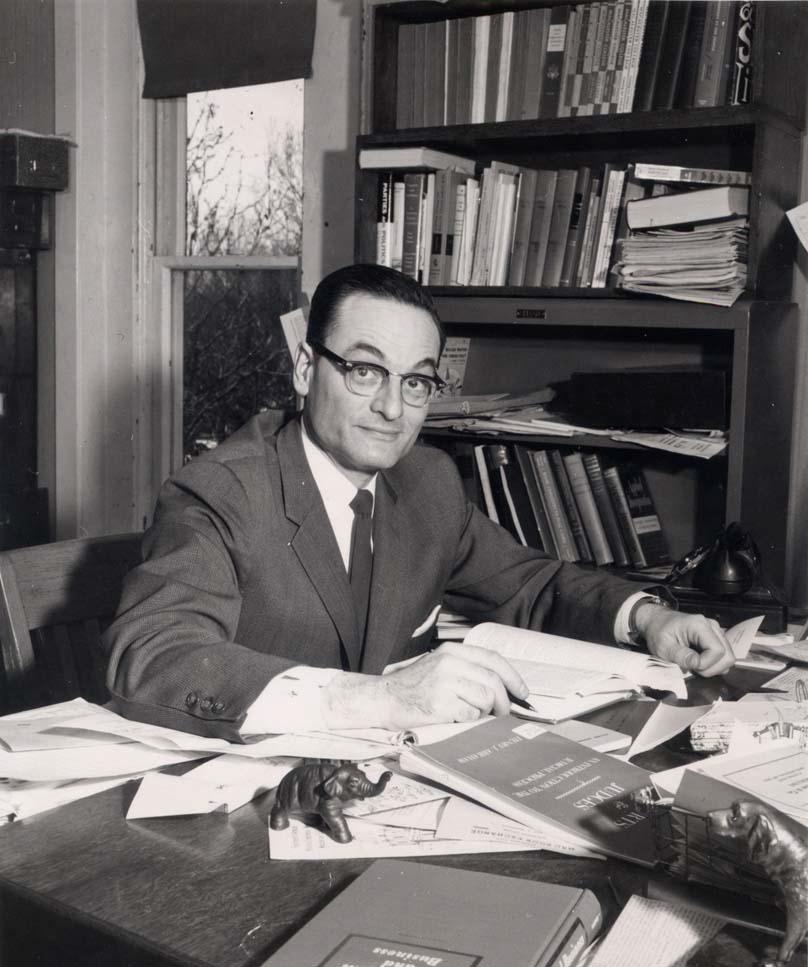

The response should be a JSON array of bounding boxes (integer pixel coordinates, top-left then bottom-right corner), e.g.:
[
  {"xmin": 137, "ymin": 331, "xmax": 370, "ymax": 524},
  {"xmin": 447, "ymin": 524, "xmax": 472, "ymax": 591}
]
[
  {"xmin": 664, "ymin": 522, "xmax": 787, "ymax": 632},
  {"xmin": 667, "ymin": 521, "xmax": 762, "ymax": 597}
]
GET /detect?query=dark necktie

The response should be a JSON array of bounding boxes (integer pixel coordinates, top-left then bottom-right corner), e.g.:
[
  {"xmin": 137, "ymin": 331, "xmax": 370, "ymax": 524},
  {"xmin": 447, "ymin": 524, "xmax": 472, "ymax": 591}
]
[{"xmin": 349, "ymin": 488, "xmax": 374, "ymax": 649}]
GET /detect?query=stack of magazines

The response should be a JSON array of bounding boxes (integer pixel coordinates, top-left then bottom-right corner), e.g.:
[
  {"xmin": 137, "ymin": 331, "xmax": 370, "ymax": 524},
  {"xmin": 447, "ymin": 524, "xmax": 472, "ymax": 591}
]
[{"xmin": 612, "ymin": 217, "xmax": 749, "ymax": 307}]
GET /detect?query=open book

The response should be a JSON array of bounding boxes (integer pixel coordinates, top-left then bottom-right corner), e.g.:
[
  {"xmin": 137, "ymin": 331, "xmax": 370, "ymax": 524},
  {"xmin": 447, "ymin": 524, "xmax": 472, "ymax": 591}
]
[{"xmin": 465, "ymin": 623, "xmax": 687, "ymax": 723}]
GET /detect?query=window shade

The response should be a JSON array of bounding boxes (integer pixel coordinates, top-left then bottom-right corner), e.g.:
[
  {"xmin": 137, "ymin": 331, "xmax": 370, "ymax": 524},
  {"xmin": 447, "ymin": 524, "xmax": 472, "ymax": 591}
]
[{"xmin": 137, "ymin": 0, "xmax": 316, "ymax": 99}]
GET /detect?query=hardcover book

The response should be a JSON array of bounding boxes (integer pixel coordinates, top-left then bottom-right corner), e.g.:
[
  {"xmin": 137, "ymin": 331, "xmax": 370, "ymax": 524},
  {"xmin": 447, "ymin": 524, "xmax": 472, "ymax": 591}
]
[
  {"xmin": 400, "ymin": 714, "xmax": 658, "ymax": 867},
  {"xmin": 583, "ymin": 452, "xmax": 630, "ymax": 566},
  {"xmin": 625, "ymin": 185, "xmax": 749, "ymax": 229},
  {"xmin": 262, "ymin": 859, "xmax": 603, "ymax": 967},
  {"xmin": 562, "ymin": 451, "xmax": 613, "ymax": 566}
]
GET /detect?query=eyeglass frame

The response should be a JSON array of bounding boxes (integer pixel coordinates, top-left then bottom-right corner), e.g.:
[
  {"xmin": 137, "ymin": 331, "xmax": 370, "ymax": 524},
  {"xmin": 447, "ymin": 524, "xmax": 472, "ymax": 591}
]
[{"xmin": 308, "ymin": 340, "xmax": 446, "ymax": 407}]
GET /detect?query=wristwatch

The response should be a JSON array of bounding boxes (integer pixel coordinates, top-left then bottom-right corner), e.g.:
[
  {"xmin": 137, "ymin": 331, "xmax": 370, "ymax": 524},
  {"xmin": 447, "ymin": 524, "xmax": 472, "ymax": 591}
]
[{"xmin": 627, "ymin": 592, "xmax": 676, "ymax": 646}]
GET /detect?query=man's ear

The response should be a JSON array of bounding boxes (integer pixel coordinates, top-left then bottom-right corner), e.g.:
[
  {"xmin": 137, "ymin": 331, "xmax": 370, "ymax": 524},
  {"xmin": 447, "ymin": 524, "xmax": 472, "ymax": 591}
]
[{"xmin": 293, "ymin": 341, "xmax": 315, "ymax": 399}]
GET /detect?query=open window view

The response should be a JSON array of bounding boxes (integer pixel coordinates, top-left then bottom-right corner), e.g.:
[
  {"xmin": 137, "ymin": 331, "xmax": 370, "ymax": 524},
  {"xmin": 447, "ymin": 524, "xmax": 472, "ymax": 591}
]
[{"xmin": 182, "ymin": 81, "xmax": 302, "ymax": 460}]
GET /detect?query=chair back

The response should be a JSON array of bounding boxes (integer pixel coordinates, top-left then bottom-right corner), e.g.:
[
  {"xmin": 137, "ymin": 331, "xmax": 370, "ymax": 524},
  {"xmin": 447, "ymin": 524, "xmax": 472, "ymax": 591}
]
[{"xmin": 0, "ymin": 533, "xmax": 142, "ymax": 713}]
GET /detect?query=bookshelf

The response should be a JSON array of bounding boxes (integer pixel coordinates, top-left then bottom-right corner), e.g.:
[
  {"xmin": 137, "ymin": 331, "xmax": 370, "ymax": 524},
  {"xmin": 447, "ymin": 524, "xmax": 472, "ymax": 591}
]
[{"xmin": 356, "ymin": 0, "xmax": 805, "ymax": 588}]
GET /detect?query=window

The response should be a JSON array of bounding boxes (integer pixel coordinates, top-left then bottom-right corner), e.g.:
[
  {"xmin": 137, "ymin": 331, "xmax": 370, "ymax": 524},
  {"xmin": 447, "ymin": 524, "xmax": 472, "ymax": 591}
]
[{"xmin": 154, "ymin": 80, "xmax": 303, "ymax": 471}]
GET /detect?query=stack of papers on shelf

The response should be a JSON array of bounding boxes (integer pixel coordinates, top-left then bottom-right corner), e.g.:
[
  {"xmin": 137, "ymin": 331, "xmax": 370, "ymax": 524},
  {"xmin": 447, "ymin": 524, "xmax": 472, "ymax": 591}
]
[
  {"xmin": 613, "ymin": 217, "xmax": 748, "ymax": 307},
  {"xmin": 609, "ymin": 429, "xmax": 728, "ymax": 460}
]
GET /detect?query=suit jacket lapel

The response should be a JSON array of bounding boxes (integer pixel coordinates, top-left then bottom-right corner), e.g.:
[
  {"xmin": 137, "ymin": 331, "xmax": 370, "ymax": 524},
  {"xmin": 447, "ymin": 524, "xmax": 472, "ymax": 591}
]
[{"xmin": 276, "ymin": 421, "xmax": 361, "ymax": 669}]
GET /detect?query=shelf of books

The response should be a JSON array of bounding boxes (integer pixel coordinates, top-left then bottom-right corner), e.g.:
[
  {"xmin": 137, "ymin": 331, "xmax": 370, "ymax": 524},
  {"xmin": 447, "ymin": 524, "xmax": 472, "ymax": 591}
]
[{"xmin": 359, "ymin": 0, "xmax": 804, "ymax": 587}]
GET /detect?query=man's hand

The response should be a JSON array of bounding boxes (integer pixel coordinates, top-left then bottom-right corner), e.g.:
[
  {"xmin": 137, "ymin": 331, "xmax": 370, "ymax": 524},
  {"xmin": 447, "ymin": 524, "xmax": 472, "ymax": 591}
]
[
  {"xmin": 634, "ymin": 603, "xmax": 736, "ymax": 677},
  {"xmin": 321, "ymin": 642, "xmax": 529, "ymax": 731}
]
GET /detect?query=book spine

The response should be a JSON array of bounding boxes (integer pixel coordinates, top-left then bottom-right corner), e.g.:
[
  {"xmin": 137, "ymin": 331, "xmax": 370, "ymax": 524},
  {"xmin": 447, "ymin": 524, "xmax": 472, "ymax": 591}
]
[
  {"xmin": 539, "ymin": 894, "xmax": 604, "ymax": 967},
  {"xmin": 471, "ymin": 15, "xmax": 490, "ymax": 124},
  {"xmin": 443, "ymin": 172, "xmax": 465, "ymax": 285},
  {"xmin": 616, "ymin": 0, "xmax": 650, "ymax": 113},
  {"xmin": 728, "ymin": 0, "xmax": 754, "ymax": 106},
  {"xmin": 411, "ymin": 22, "xmax": 427, "ymax": 127},
  {"xmin": 375, "ymin": 172, "xmax": 393, "ymax": 267},
  {"xmin": 524, "ymin": 169, "xmax": 559, "ymax": 286},
  {"xmin": 423, "ymin": 19, "xmax": 447, "ymax": 127},
  {"xmin": 428, "ymin": 168, "xmax": 447, "ymax": 285},
  {"xmin": 495, "ymin": 11, "xmax": 515, "ymax": 122},
  {"xmin": 632, "ymin": 0, "xmax": 670, "ymax": 112},
  {"xmin": 484, "ymin": 444, "xmax": 522, "ymax": 542},
  {"xmin": 505, "ymin": 10, "xmax": 530, "ymax": 121},
  {"xmin": 515, "ymin": 446, "xmax": 558, "ymax": 555},
  {"xmin": 591, "ymin": 167, "xmax": 626, "ymax": 287},
  {"xmin": 603, "ymin": 465, "xmax": 647, "ymax": 568},
  {"xmin": 598, "ymin": 0, "xmax": 626, "ymax": 114},
  {"xmin": 617, "ymin": 463, "xmax": 671, "ymax": 566},
  {"xmin": 563, "ymin": 452, "xmax": 613, "ymax": 566},
  {"xmin": 539, "ymin": 5, "xmax": 572, "ymax": 118},
  {"xmin": 556, "ymin": 7, "xmax": 580, "ymax": 119},
  {"xmin": 559, "ymin": 167, "xmax": 594, "ymax": 287},
  {"xmin": 484, "ymin": 13, "xmax": 503, "ymax": 123},
  {"xmin": 608, "ymin": 0, "xmax": 633, "ymax": 113},
  {"xmin": 693, "ymin": 0, "xmax": 733, "ymax": 108},
  {"xmin": 541, "ymin": 168, "xmax": 578, "ymax": 287},
  {"xmin": 548, "ymin": 450, "xmax": 594, "ymax": 563},
  {"xmin": 401, "ymin": 173, "xmax": 425, "ymax": 280},
  {"xmin": 473, "ymin": 444, "xmax": 499, "ymax": 524},
  {"xmin": 575, "ymin": 176, "xmax": 603, "ymax": 287},
  {"xmin": 508, "ymin": 168, "xmax": 538, "ymax": 286},
  {"xmin": 532, "ymin": 450, "xmax": 579, "ymax": 562},
  {"xmin": 631, "ymin": 163, "xmax": 751, "ymax": 186},
  {"xmin": 455, "ymin": 16, "xmax": 475, "ymax": 124},
  {"xmin": 391, "ymin": 179, "xmax": 406, "ymax": 272},
  {"xmin": 676, "ymin": 1, "xmax": 709, "ymax": 107},
  {"xmin": 444, "ymin": 17, "xmax": 458, "ymax": 126},
  {"xmin": 651, "ymin": 0, "xmax": 692, "ymax": 110},
  {"xmin": 396, "ymin": 23, "xmax": 416, "ymax": 129},
  {"xmin": 582, "ymin": 453, "xmax": 630, "ymax": 566},
  {"xmin": 558, "ymin": 4, "xmax": 586, "ymax": 118},
  {"xmin": 457, "ymin": 178, "xmax": 480, "ymax": 285},
  {"xmin": 418, "ymin": 172, "xmax": 436, "ymax": 283}
]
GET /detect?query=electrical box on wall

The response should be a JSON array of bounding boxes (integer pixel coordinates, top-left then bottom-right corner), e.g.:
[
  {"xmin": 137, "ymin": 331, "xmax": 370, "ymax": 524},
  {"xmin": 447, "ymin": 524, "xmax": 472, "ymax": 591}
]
[{"xmin": 0, "ymin": 132, "xmax": 69, "ymax": 191}]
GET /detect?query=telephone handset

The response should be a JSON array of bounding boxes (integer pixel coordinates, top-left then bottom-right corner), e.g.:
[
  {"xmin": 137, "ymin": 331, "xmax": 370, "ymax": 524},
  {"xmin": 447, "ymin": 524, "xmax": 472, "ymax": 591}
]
[{"xmin": 666, "ymin": 521, "xmax": 762, "ymax": 597}]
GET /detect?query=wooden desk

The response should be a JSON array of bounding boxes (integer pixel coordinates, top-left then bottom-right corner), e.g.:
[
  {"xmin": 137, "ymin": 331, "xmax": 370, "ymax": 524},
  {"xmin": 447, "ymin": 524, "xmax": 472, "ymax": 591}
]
[{"xmin": 0, "ymin": 669, "xmax": 803, "ymax": 967}]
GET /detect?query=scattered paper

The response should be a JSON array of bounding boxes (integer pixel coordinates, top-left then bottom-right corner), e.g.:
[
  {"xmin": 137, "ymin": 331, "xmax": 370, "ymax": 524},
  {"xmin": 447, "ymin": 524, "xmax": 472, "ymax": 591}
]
[
  {"xmin": 589, "ymin": 896, "xmax": 724, "ymax": 967},
  {"xmin": 357, "ymin": 799, "xmax": 446, "ymax": 831},
  {"xmin": 126, "ymin": 755, "xmax": 299, "ymax": 819},
  {"xmin": 342, "ymin": 762, "xmax": 446, "ymax": 818},
  {"xmin": 609, "ymin": 431, "xmax": 727, "ymax": 460},
  {"xmin": 691, "ymin": 699, "xmax": 808, "ymax": 754},
  {"xmin": 0, "ymin": 698, "xmax": 130, "ymax": 751},
  {"xmin": 761, "ymin": 666, "xmax": 808, "ymax": 701},
  {"xmin": 435, "ymin": 795, "xmax": 604, "ymax": 858},
  {"xmin": 0, "ymin": 772, "xmax": 145, "ymax": 823},
  {"xmin": 267, "ymin": 815, "xmax": 538, "ymax": 860},
  {"xmin": 751, "ymin": 634, "xmax": 808, "ymax": 665},
  {"xmin": 725, "ymin": 615, "xmax": 764, "ymax": 660},
  {"xmin": 623, "ymin": 703, "xmax": 711, "ymax": 760},
  {"xmin": 0, "ymin": 743, "xmax": 208, "ymax": 781}
]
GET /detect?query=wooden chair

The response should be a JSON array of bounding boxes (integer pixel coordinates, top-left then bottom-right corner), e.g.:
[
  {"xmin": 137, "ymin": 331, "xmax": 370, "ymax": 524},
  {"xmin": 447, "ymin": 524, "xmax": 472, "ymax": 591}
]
[{"xmin": 0, "ymin": 533, "xmax": 142, "ymax": 714}]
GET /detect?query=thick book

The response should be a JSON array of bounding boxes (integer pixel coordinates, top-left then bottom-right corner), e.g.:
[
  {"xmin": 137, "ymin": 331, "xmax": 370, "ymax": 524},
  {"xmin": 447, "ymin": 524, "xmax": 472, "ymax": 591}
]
[
  {"xmin": 582, "ymin": 452, "xmax": 630, "ymax": 567},
  {"xmin": 612, "ymin": 462, "xmax": 671, "ymax": 567},
  {"xmin": 575, "ymin": 175, "xmax": 603, "ymax": 286},
  {"xmin": 531, "ymin": 450, "xmax": 579, "ymax": 562},
  {"xmin": 514, "ymin": 446, "xmax": 557, "ymax": 555},
  {"xmin": 652, "ymin": 0, "xmax": 693, "ymax": 110},
  {"xmin": 411, "ymin": 22, "xmax": 427, "ymax": 127},
  {"xmin": 395, "ymin": 22, "xmax": 416, "ymax": 129},
  {"xmin": 471, "ymin": 14, "xmax": 491, "ymax": 123},
  {"xmin": 505, "ymin": 9, "xmax": 530, "ymax": 121},
  {"xmin": 508, "ymin": 167, "xmax": 539, "ymax": 286},
  {"xmin": 375, "ymin": 172, "xmax": 394, "ymax": 268},
  {"xmin": 548, "ymin": 449, "xmax": 593, "ymax": 562},
  {"xmin": 522, "ymin": 7, "xmax": 551, "ymax": 119},
  {"xmin": 728, "ymin": 0, "xmax": 754, "ymax": 106},
  {"xmin": 262, "ymin": 858, "xmax": 603, "ymax": 967},
  {"xmin": 541, "ymin": 168, "xmax": 578, "ymax": 287},
  {"xmin": 676, "ymin": 0, "xmax": 709, "ymax": 107},
  {"xmin": 539, "ymin": 5, "xmax": 572, "ymax": 118},
  {"xmin": 483, "ymin": 12, "xmax": 503, "ymax": 123},
  {"xmin": 625, "ymin": 184, "xmax": 749, "ymax": 228},
  {"xmin": 693, "ymin": 0, "xmax": 734, "ymax": 108},
  {"xmin": 590, "ymin": 164, "xmax": 626, "ymax": 287},
  {"xmin": 423, "ymin": 19, "xmax": 447, "ymax": 128},
  {"xmin": 603, "ymin": 464, "xmax": 647, "ymax": 568},
  {"xmin": 401, "ymin": 173, "xmax": 426, "ymax": 280},
  {"xmin": 631, "ymin": 162, "xmax": 751, "ymax": 186},
  {"xmin": 400, "ymin": 714, "xmax": 658, "ymax": 867},
  {"xmin": 616, "ymin": 0, "xmax": 650, "ymax": 113},
  {"xmin": 358, "ymin": 146, "xmax": 476, "ymax": 174},
  {"xmin": 524, "ymin": 169, "xmax": 559, "ymax": 285},
  {"xmin": 498, "ymin": 445, "xmax": 544, "ymax": 551},
  {"xmin": 454, "ymin": 15, "xmax": 475, "ymax": 124},
  {"xmin": 562, "ymin": 451, "xmax": 613, "ymax": 565},
  {"xmin": 559, "ymin": 166, "xmax": 594, "ymax": 286},
  {"xmin": 632, "ymin": 0, "xmax": 670, "ymax": 112}
]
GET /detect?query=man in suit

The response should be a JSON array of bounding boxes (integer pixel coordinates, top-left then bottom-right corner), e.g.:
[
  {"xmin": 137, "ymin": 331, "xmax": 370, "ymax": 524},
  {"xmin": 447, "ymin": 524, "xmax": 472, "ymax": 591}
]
[{"xmin": 104, "ymin": 264, "xmax": 734, "ymax": 740}]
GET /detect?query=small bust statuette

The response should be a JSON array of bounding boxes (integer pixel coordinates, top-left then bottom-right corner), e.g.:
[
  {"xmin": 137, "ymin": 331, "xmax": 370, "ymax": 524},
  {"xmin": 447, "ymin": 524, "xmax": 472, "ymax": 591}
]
[
  {"xmin": 707, "ymin": 799, "xmax": 808, "ymax": 967},
  {"xmin": 269, "ymin": 761, "xmax": 392, "ymax": 843}
]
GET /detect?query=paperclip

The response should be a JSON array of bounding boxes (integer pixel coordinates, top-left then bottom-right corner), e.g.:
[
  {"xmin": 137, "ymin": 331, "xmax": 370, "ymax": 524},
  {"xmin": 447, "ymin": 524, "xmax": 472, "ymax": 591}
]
[{"xmin": 794, "ymin": 678, "xmax": 807, "ymax": 704}]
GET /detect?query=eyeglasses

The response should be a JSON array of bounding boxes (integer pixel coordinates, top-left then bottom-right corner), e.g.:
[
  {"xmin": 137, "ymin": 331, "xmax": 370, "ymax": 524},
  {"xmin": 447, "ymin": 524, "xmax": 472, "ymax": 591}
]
[{"xmin": 309, "ymin": 340, "xmax": 446, "ymax": 408}]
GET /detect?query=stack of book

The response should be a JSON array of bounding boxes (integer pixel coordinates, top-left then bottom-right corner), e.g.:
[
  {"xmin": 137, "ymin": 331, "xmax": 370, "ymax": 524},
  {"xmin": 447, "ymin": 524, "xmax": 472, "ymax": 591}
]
[
  {"xmin": 395, "ymin": 2, "xmax": 755, "ymax": 128},
  {"xmin": 363, "ymin": 149, "xmax": 753, "ymax": 294},
  {"xmin": 470, "ymin": 443, "xmax": 671, "ymax": 571},
  {"xmin": 613, "ymin": 184, "xmax": 750, "ymax": 306}
]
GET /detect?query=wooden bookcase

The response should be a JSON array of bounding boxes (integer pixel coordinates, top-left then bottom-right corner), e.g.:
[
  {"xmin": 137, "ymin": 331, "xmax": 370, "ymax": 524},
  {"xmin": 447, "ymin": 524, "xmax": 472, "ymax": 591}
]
[{"xmin": 356, "ymin": 0, "xmax": 806, "ymax": 588}]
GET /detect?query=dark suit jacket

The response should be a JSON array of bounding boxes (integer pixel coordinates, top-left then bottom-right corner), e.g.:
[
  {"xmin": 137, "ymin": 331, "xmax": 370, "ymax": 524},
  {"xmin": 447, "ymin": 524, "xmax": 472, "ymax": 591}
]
[{"xmin": 104, "ymin": 412, "xmax": 639, "ymax": 739}]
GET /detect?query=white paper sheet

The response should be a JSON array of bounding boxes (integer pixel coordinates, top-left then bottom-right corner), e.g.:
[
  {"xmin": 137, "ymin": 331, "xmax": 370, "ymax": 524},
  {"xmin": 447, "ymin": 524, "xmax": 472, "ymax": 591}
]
[
  {"xmin": 0, "ymin": 698, "xmax": 130, "ymax": 751},
  {"xmin": 622, "ymin": 703, "xmax": 711, "ymax": 760},
  {"xmin": 342, "ymin": 762, "xmax": 446, "ymax": 817},
  {"xmin": 589, "ymin": 896, "xmax": 724, "ymax": 967},
  {"xmin": 762, "ymin": 666, "xmax": 808, "ymax": 700},
  {"xmin": 0, "ymin": 772, "xmax": 145, "ymax": 822},
  {"xmin": 357, "ymin": 799, "xmax": 447, "ymax": 831},
  {"xmin": 0, "ymin": 743, "xmax": 208, "ymax": 781},
  {"xmin": 267, "ymin": 815, "xmax": 542, "ymax": 860},
  {"xmin": 435, "ymin": 795, "xmax": 604, "ymax": 858},
  {"xmin": 126, "ymin": 755, "xmax": 299, "ymax": 819},
  {"xmin": 725, "ymin": 615, "xmax": 764, "ymax": 660}
]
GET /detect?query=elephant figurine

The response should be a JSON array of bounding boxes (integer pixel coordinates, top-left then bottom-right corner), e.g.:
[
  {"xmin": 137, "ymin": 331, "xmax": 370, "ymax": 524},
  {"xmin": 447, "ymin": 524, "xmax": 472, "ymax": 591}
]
[{"xmin": 269, "ymin": 761, "xmax": 392, "ymax": 843}]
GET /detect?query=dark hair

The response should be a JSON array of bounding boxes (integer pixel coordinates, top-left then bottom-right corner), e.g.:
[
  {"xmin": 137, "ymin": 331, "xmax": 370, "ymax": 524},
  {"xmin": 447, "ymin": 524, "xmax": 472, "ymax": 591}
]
[{"xmin": 306, "ymin": 263, "xmax": 446, "ymax": 354}]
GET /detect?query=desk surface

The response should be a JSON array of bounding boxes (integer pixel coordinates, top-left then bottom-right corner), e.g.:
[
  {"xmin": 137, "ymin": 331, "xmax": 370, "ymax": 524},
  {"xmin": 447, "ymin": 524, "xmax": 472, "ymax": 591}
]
[{"xmin": 0, "ymin": 669, "xmax": 804, "ymax": 967}]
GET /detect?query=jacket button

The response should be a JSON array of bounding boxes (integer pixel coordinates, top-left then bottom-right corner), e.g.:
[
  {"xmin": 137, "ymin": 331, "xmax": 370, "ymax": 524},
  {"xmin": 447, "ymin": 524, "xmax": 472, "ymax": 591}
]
[
  {"xmin": 199, "ymin": 696, "xmax": 213, "ymax": 712},
  {"xmin": 185, "ymin": 692, "xmax": 198, "ymax": 708},
  {"xmin": 212, "ymin": 701, "xmax": 225, "ymax": 713}
]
